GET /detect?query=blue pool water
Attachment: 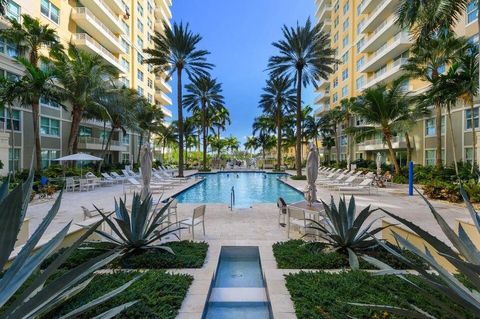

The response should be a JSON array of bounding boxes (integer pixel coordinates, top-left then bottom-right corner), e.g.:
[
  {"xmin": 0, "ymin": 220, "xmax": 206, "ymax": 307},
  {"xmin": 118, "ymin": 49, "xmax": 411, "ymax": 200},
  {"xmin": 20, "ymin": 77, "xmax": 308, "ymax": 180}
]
[{"xmin": 176, "ymin": 172, "xmax": 304, "ymax": 207}]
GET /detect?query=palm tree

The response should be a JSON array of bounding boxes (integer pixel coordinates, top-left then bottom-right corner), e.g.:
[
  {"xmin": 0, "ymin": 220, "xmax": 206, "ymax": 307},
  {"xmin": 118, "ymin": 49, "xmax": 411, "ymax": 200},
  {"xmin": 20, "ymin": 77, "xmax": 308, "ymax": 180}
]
[
  {"xmin": 259, "ymin": 75, "xmax": 296, "ymax": 170},
  {"xmin": 183, "ymin": 75, "xmax": 225, "ymax": 170},
  {"xmin": 244, "ymin": 136, "xmax": 257, "ymax": 156},
  {"xmin": 208, "ymin": 135, "xmax": 227, "ymax": 160},
  {"xmin": 15, "ymin": 58, "xmax": 61, "ymax": 171},
  {"xmin": 183, "ymin": 116, "xmax": 198, "ymax": 165},
  {"xmin": 134, "ymin": 103, "xmax": 166, "ymax": 163},
  {"xmin": 340, "ymin": 98, "xmax": 357, "ymax": 168},
  {"xmin": 210, "ymin": 106, "xmax": 231, "ymax": 138},
  {"xmin": 157, "ymin": 122, "xmax": 178, "ymax": 161},
  {"xmin": 402, "ymin": 30, "xmax": 465, "ymax": 167},
  {"xmin": 268, "ymin": 18, "xmax": 336, "ymax": 177},
  {"xmin": 52, "ymin": 44, "xmax": 117, "ymax": 155},
  {"xmin": 351, "ymin": 79, "xmax": 414, "ymax": 174},
  {"xmin": 0, "ymin": 0, "xmax": 7, "ymax": 15},
  {"xmin": 256, "ymin": 134, "xmax": 277, "ymax": 169},
  {"xmin": 304, "ymin": 115, "xmax": 323, "ymax": 148},
  {"xmin": 225, "ymin": 136, "xmax": 240, "ymax": 155},
  {"xmin": 144, "ymin": 22, "xmax": 213, "ymax": 177},
  {"xmin": 321, "ymin": 133, "xmax": 335, "ymax": 164},
  {"xmin": 323, "ymin": 108, "xmax": 345, "ymax": 165}
]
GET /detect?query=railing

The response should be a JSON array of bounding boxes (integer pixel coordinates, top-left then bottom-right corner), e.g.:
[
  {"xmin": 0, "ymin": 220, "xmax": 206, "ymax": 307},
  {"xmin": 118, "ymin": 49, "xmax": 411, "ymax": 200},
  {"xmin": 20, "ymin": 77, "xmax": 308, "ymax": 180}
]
[
  {"xmin": 74, "ymin": 7, "xmax": 119, "ymax": 41},
  {"xmin": 229, "ymin": 186, "xmax": 235, "ymax": 211},
  {"xmin": 77, "ymin": 136, "xmax": 122, "ymax": 146},
  {"xmin": 74, "ymin": 33, "xmax": 125, "ymax": 72},
  {"xmin": 97, "ymin": 0, "xmax": 119, "ymax": 22},
  {"xmin": 358, "ymin": 136, "xmax": 406, "ymax": 146}
]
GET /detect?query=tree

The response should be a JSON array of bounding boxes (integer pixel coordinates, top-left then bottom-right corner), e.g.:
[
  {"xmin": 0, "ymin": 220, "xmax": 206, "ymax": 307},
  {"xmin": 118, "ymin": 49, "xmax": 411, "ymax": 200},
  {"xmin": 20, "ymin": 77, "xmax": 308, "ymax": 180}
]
[
  {"xmin": 402, "ymin": 30, "xmax": 465, "ymax": 167},
  {"xmin": 0, "ymin": 0, "xmax": 7, "ymax": 15},
  {"xmin": 351, "ymin": 79, "xmax": 416, "ymax": 174},
  {"xmin": 183, "ymin": 116, "xmax": 199, "ymax": 165},
  {"xmin": 52, "ymin": 44, "xmax": 117, "ymax": 155},
  {"xmin": 323, "ymin": 108, "xmax": 345, "ymax": 165},
  {"xmin": 225, "ymin": 136, "xmax": 240, "ymax": 155},
  {"xmin": 210, "ymin": 105, "xmax": 230, "ymax": 138},
  {"xmin": 244, "ymin": 136, "xmax": 257, "ymax": 156},
  {"xmin": 134, "ymin": 103, "xmax": 166, "ymax": 163},
  {"xmin": 208, "ymin": 135, "xmax": 227, "ymax": 159},
  {"xmin": 304, "ymin": 115, "xmax": 323, "ymax": 148},
  {"xmin": 157, "ymin": 122, "xmax": 178, "ymax": 161},
  {"xmin": 268, "ymin": 18, "xmax": 336, "ymax": 177},
  {"xmin": 144, "ymin": 22, "xmax": 213, "ymax": 177},
  {"xmin": 340, "ymin": 98, "xmax": 356, "ymax": 168},
  {"xmin": 255, "ymin": 134, "xmax": 277, "ymax": 169},
  {"xmin": 259, "ymin": 75, "xmax": 296, "ymax": 170},
  {"xmin": 183, "ymin": 75, "xmax": 226, "ymax": 170}
]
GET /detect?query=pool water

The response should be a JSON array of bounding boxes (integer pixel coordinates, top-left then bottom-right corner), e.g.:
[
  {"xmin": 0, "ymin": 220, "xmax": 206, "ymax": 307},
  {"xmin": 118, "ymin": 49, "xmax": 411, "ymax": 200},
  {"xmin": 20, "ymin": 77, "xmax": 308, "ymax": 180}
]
[{"xmin": 175, "ymin": 172, "xmax": 304, "ymax": 207}]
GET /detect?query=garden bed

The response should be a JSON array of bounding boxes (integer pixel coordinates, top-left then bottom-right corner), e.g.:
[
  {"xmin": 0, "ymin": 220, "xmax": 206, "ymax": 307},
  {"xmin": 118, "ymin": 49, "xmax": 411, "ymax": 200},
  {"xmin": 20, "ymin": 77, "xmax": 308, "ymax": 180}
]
[
  {"xmin": 42, "ymin": 270, "xmax": 192, "ymax": 319},
  {"xmin": 286, "ymin": 271, "xmax": 476, "ymax": 319},
  {"xmin": 42, "ymin": 241, "xmax": 209, "ymax": 270},
  {"xmin": 272, "ymin": 240, "xmax": 425, "ymax": 269}
]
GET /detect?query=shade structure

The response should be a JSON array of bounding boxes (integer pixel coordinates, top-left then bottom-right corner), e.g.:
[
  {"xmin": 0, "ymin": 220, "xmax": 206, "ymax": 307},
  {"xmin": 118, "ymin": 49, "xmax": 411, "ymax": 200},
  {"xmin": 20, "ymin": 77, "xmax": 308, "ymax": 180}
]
[
  {"xmin": 53, "ymin": 153, "xmax": 103, "ymax": 177},
  {"xmin": 140, "ymin": 143, "xmax": 153, "ymax": 200},
  {"xmin": 376, "ymin": 152, "xmax": 382, "ymax": 176},
  {"xmin": 306, "ymin": 144, "xmax": 319, "ymax": 206}
]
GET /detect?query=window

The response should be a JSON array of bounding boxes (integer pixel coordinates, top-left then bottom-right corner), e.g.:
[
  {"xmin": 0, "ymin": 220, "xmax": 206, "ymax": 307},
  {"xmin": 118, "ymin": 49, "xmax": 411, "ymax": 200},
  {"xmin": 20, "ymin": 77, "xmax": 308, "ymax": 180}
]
[
  {"xmin": 147, "ymin": 78, "xmax": 153, "ymax": 88},
  {"xmin": 122, "ymin": 152, "xmax": 130, "ymax": 164},
  {"xmin": 467, "ymin": 0, "xmax": 478, "ymax": 24},
  {"xmin": 137, "ymin": 36, "xmax": 143, "ymax": 49},
  {"xmin": 357, "ymin": 0, "xmax": 365, "ymax": 15},
  {"xmin": 40, "ymin": 96, "xmax": 59, "ymax": 108},
  {"xmin": 465, "ymin": 147, "xmax": 474, "ymax": 163},
  {"xmin": 147, "ymin": 2, "xmax": 153, "ymax": 14},
  {"xmin": 425, "ymin": 150, "xmax": 445, "ymax": 166},
  {"xmin": 100, "ymin": 131, "xmax": 110, "ymax": 141},
  {"xmin": 41, "ymin": 150, "xmax": 59, "ymax": 169},
  {"xmin": 356, "ymin": 57, "xmax": 365, "ymax": 70},
  {"xmin": 78, "ymin": 126, "xmax": 92, "ymax": 137},
  {"xmin": 342, "ymin": 69, "xmax": 348, "ymax": 80},
  {"xmin": 342, "ymin": 35, "xmax": 349, "ymax": 47},
  {"xmin": 147, "ymin": 93, "xmax": 153, "ymax": 103},
  {"xmin": 137, "ymin": 52, "xmax": 143, "ymax": 64},
  {"xmin": 341, "ymin": 86, "xmax": 348, "ymax": 97},
  {"xmin": 40, "ymin": 117, "xmax": 59, "ymax": 136},
  {"xmin": 333, "ymin": 77, "xmax": 338, "ymax": 88},
  {"xmin": 425, "ymin": 117, "xmax": 445, "ymax": 136},
  {"xmin": 356, "ymin": 38, "xmax": 364, "ymax": 53},
  {"xmin": 357, "ymin": 19, "xmax": 364, "ymax": 34},
  {"xmin": 0, "ymin": 37, "xmax": 19, "ymax": 58},
  {"xmin": 6, "ymin": 1, "xmax": 21, "ymax": 22},
  {"xmin": 121, "ymin": 58, "xmax": 129, "ymax": 71},
  {"xmin": 121, "ymin": 39, "xmax": 129, "ymax": 54},
  {"xmin": 122, "ymin": 133, "xmax": 130, "ymax": 145},
  {"xmin": 341, "ymin": 51, "xmax": 348, "ymax": 63},
  {"xmin": 466, "ymin": 107, "xmax": 479, "ymax": 130},
  {"xmin": 334, "ymin": 16, "xmax": 339, "ymax": 27},
  {"xmin": 137, "ymin": 2, "xmax": 144, "ymax": 16},
  {"xmin": 137, "ymin": 18, "xmax": 144, "ymax": 33},
  {"xmin": 356, "ymin": 76, "xmax": 365, "ymax": 90},
  {"xmin": 343, "ymin": 18, "xmax": 349, "ymax": 31},
  {"xmin": 333, "ymin": 93, "xmax": 338, "ymax": 103},
  {"xmin": 334, "ymin": 1, "xmax": 339, "ymax": 12},
  {"xmin": 137, "ymin": 69, "xmax": 144, "ymax": 81},
  {"xmin": 40, "ymin": 0, "xmax": 59, "ymax": 24},
  {"xmin": 333, "ymin": 32, "xmax": 339, "ymax": 43},
  {"xmin": 9, "ymin": 148, "xmax": 20, "ymax": 172},
  {"xmin": 122, "ymin": 21, "xmax": 130, "ymax": 35},
  {"xmin": 138, "ymin": 86, "xmax": 144, "ymax": 96},
  {"xmin": 343, "ymin": 1, "xmax": 349, "ymax": 15},
  {"xmin": 0, "ymin": 109, "xmax": 20, "ymax": 131},
  {"xmin": 147, "ymin": 18, "xmax": 153, "ymax": 30}
]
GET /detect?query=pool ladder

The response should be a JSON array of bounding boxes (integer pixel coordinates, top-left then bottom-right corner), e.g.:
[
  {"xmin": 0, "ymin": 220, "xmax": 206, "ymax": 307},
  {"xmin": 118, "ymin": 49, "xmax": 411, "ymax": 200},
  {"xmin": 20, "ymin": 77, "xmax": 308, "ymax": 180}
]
[{"xmin": 229, "ymin": 186, "xmax": 235, "ymax": 211}]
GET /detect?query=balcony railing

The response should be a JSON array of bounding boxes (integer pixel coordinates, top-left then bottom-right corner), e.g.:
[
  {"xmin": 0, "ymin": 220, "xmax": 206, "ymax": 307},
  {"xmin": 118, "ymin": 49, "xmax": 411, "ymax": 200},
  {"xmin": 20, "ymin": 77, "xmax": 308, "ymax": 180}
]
[
  {"xmin": 74, "ymin": 7, "xmax": 118, "ymax": 40},
  {"xmin": 78, "ymin": 136, "xmax": 122, "ymax": 147},
  {"xmin": 73, "ymin": 33, "xmax": 125, "ymax": 73}
]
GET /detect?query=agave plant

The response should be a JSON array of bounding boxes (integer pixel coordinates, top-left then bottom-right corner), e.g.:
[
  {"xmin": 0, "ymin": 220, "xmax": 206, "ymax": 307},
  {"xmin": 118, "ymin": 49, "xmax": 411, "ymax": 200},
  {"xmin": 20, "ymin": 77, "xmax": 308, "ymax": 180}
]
[
  {"xmin": 353, "ymin": 188, "xmax": 480, "ymax": 318},
  {"xmin": 0, "ymin": 171, "xmax": 139, "ymax": 318},
  {"xmin": 94, "ymin": 193, "xmax": 179, "ymax": 253},
  {"xmin": 307, "ymin": 196, "xmax": 386, "ymax": 269}
]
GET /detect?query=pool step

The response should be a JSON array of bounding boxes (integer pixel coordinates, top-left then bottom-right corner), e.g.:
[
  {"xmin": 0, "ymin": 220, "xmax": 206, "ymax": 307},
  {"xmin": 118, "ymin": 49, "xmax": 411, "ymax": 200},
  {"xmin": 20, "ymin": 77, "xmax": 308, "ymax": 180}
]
[{"xmin": 210, "ymin": 288, "xmax": 267, "ymax": 302}]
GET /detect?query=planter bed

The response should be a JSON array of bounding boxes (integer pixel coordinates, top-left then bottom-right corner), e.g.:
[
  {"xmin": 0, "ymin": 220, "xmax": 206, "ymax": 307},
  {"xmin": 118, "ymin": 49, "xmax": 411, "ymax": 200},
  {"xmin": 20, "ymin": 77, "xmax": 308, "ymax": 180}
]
[
  {"xmin": 286, "ymin": 271, "xmax": 476, "ymax": 319},
  {"xmin": 42, "ymin": 241, "xmax": 209, "ymax": 270},
  {"xmin": 273, "ymin": 240, "xmax": 425, "ymax": 269}
]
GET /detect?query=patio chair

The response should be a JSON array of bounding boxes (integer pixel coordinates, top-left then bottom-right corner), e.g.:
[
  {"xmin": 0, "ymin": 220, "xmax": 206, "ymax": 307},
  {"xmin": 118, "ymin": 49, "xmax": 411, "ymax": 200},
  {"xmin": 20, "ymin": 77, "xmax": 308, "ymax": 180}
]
[
  {"xmin": 64, "ymin": 177, "xmax": 79, "ymax": 192},
  {"xmin": 277, "ymin": 197, "xmax": 288, "ymax": 226},
  {"xmin": 153, "ymin": 172, "xmax": 183, "ymax": 185},
  {"xmin": 102, "ymin": 172, "xmax": 119, "ymax": 184},
  {"xmin": 168, "ymin": 198, "xmax": 178, "ymax": 224},
  {"xmin": 79, "ymin": 178, "xmax": 96, "ymax": 191},
  {"xmin": 324, "ymin": 175, "xmax": 358, "ymax": 189},
  {"xmin": 126, "ymin": 178, "xmax": 172, "ymax": 193},
  {"xmin": 337, "ymin": 178, "xmax": 376, "ymax": 195},
  {"xmin": 287, "ymin": 206, "xmax": 308, "ymax": 239},
  {"xmin": 81, "ymin": 206, "xmax": 104, "ymax": 220},
  {"xmin": 180, "ymin": 204, "xmax": 206, "ymax": 240}
]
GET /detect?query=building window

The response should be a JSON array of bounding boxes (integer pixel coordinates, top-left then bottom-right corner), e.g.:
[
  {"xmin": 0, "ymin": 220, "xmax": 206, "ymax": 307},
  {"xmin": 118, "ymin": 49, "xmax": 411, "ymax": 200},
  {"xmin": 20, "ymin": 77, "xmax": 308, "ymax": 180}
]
[
  {"xmin": 356, "ymin": 57, "xmax": 365, "ymax": 70},
  {"xmin": 137, "ymin": 52, "xmax": 143, "ymax": 64},
  {"xmin": 341, "ymin": 52, "xmax": 348, "ymax": 63},
  {"xmin": 467, "ymin": 0, "xmax": 478, "ymax": 24},
  {"xmin": 137, "ymin": 2, "xmax": 144, "ymax": 16},
  {"xmin": 0, "ymin": 109, "xmax": 20, "ymax": 131},
  {"xmin": 40, "ymin": 0, "xmax": 59, "ymax": 24},
  {"xmin": 137, "ymin": 36, "xmax": 143, "ymax": 49},
  {"xmin": 334, "ymin": 1, "xmax": 339, "ymax": 12},
  {"xmin": 137, "ymin": 18, "xmax": 144, "ymax": 33},
  {"xmin": 122, "ymin": 133, "xmax": 130, "ymax": 145},
  {"xmin": 356, "ymin": 76, "xmax": 365, "ymax": 90},
  {"xmin": 41, "ymin": 149, "xmax": 59, "ymax": 169},
  {"xmin": 78, "ymin": 126, "xmax": 92, "ymax": 137},
  {"xmin": 122, "ymin": 152, "xmax": 130, "ymax": 164},
  {"xmin": 425, "ymin": 150, "xmax": 445, "ymax": 166},
  {"xmin": 147, "ymin": 78, "xmax": 153, "ymax": 88},
  {"xmin": 121, "ymin": 58, "xmax": 129, "ymax": 71},
  {"xmin": 357, "ymin": 0, "xmax": 364, "ymax": 15},
  {"xmin": 6, "ymin": 1, "xmax": 21, "ymax": 22},
  {"xmin": 342, "ymin": 69, "xmax": 348, "ymax": 80},
  {"xmin": 341, "ymin": 86, "xmax": 348, "ymax": 97},
  {"xmin": 342, "ymin": 1, "xmax": 349, "ymax": 15},
  {"xmin": 334, "ymin": 16, "xmax": 339, "ymax": 27},
  {"xmin": 333, "ymin": 93, "xmax": 338, "ymax": 103},
  {"xmin": 343, "ymin": 18, "xmax": 349, "ymax": 31},
  {"xmin": 40, "ymin": 117, "xmax": 60, "ymax": 136},
  {"xmin": 333, "ymin": 77, "xmax": 338, "ymax": 88},
  {"xmin": 138, "ymin": 86, "xmax": 144, "ymax": 95},
  {"xmin": 342, "ymin": 35, "xmax": 349, "ymax": 48},
  {"xmin": 465, "ymin": 147, "xmax": 474, "ymax": 163},
  {"xmin": 122, "ymin": 21, "xmax": 130, "ymax": 35},
  {"xmin": 137, "ymin": 69, "xmax": 144, "ymax": 81},
  {"xmin": 40, "ymin": 96, "xmax": 59, "ymax": 108},
  {"xmin": 0, "ymin": 37, "xmax": 19, "ymax": 58},
  {"xmin": 100, "ymin": 131, "xmax": 110, "ymax": 141},
  {"xmin": 147, "ymin": 93, "xmax": 153, "ymax": 103},
  {"xmin": 121, "ymin": 38, "xmax": 129, "ymax": 53},
  {"xmin": 425, "ymin": 117, "xmax": 445, "ymax": 136},
  {"xmin": 147, "ymin": 18, "xmax": 153, "ymax": 30},
  {"xmin": 333, "ymin": 32, "xmax": 339, "ymax": 43},
  {"xmin": 357, "ymin": 19, "xmax": 364, "ymax": 34},
  {"xmin": 9, "ymin": 148, "xmax": 20, "ymax": 172},
  {"xmin": 356, "ymin": 38, "xmax": 364, "ymax": 53},
  {"xmin": 147, "ymin": 1, "xmax": 153, "ymax": 14},
  {"xmin": 465, "ymin": 107, "xmax": 479, "ymax": 130}
]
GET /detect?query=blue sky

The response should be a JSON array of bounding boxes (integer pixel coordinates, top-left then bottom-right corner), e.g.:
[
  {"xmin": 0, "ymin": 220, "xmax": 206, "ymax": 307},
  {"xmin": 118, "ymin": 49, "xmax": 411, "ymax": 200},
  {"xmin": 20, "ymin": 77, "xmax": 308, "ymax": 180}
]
[{"xmin": 169, "ymin": 0, "xmax": 317, "ymax": 145}]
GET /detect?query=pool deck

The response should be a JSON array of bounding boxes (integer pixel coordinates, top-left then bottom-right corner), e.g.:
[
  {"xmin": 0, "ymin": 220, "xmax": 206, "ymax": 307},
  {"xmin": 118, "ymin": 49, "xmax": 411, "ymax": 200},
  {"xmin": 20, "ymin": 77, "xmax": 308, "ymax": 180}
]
[{"xmin": 19, "ymin": 168, "xmax": 474, "ymax": 319}]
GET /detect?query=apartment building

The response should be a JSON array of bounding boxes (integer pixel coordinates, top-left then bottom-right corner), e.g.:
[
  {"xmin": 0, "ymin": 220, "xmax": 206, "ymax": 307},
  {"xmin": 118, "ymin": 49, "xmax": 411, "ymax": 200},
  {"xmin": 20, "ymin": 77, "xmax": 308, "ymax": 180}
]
[
  {"xmin": 314, "ymin": 0, "xmax": 480, "ymax": 167},
  {"xmin": 0, "ymin": 0, "xmax": 173, "ymax": 175}
]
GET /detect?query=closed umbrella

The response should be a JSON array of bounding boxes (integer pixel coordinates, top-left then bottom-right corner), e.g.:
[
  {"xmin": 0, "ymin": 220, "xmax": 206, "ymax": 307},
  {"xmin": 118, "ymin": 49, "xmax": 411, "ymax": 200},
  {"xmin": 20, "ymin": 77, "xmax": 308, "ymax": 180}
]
[
  {"xmin": 140, "ymin": 143, "xmax": 153, "ymax": 200},
  {"xmin": 53, "ymin": 153, "xmax": 103, "ymax": 177},
  {"xmin": 306, "ymin": 144, "xmax": 319, "ymax": 206},
  {"xmin": 376, "ymin": 152, "xmax": 382, "ymax": 176}
]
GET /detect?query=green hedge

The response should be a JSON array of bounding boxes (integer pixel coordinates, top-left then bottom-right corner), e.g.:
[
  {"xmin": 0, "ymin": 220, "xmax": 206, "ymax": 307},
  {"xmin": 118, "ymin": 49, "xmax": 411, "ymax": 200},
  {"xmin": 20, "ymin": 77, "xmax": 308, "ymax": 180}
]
[
  {"xmin": 43, "ymin": 270, "xmax": 192, "ymax": 319},
  {"xmin": 272, "ymin": 240, "xmax": 425, "ymax": 270},
  {"xmin": 41, "ymin": 241, "xmax": 209, "ymax": 270},
  {"xmin": 286, "ymin": 271, "xmax": 476, "ymax": 319}
]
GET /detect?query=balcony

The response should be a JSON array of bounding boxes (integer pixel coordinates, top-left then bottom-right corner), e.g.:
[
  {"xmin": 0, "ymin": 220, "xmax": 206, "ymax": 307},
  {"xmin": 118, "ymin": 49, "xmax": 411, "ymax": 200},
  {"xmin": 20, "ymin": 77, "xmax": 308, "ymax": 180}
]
[
  {"xmin": 72, "ymin": 8, "xmax": 125, "ymax": 54},
  {"xmin": 81, "ymin": 0, "xmax": 123, "ymax": 34},
  {"xmin": 103, "ymin": 0, "xmax": 124, "ymax": 14},
  {"xmin": 314, "ymin": 104, "xmax": 330, "ymax": 117},
  {"xmin": 317, "ymin": 78, "xmax": 330, "ymax": 90},
  {"xmin": 362, "ymin": 0, "xmax": 400, "ymax": 33},
  {"xmin": 160, "ymin": 105, "xmax": 173, "ymax": 118},
  {"xmin": 155, "ymin": 8, "xmax": 171, "ymax": 27},
  {"xmin": 316, "ymin": 2, "xmax": 332, "ymax": 23},
  {"xmin": 316, "ymin": 90, "xmax": 330, "ymax": 104},
  {"xmin": 359, "ymin": 32, "xmax": 412, "ymax": 73},
  {"xmin": 357, "ymin": 136, "xmax": 408, "ymax": 151},
  {"xmin": 321, "ymin": 19, "xmax": 332, "ymax": 32},
  {"xmin": 155, "ymin": 90, "xmax": 172, "ymax": 106},
  {"xmin": 72, "ymin": 33, "xmax": 126, "ymax": 74},
  {"xmin": 363, "ymin": 58, "xmax": 407, "ymax": 89},
  {"xmin": 155, "ymin": 78, "xmax": 172, "ymax": 94},
  {"xmin": 361, "ymin": 17, "xmax": 401, "ymax": 53},
  {"xmin": 359, "ymin": 0, "xmax": 382, "ymax": 15},
  {"xmin": 77, "ymin": 136, "xmax": 128, "ymax": 152}
]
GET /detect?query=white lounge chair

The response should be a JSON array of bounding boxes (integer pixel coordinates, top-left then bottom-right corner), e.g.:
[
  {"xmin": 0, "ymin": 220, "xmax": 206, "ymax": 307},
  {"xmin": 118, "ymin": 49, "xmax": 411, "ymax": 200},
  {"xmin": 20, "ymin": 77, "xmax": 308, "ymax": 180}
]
[
  {"xmin": 337, "ymin": 178, "xmax": 376, "ymax": 195},
  {"xmin": 126, "ymin": 178, "xmax": 172, "ymax": 193},
  {"xmin": 324, "ymin": 175, "xmax": 358, "ymax": 189},
  {"xmin": 111, "ymin": 172, "xmax": 128, "ymax": 182}
]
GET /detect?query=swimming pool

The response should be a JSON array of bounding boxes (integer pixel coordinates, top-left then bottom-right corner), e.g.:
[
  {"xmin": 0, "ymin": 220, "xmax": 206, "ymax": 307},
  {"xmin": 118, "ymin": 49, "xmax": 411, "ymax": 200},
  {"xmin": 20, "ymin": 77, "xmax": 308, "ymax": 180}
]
[{"xmin": 175, "ymin": 172, "xmax": 304, "ymax": 207}]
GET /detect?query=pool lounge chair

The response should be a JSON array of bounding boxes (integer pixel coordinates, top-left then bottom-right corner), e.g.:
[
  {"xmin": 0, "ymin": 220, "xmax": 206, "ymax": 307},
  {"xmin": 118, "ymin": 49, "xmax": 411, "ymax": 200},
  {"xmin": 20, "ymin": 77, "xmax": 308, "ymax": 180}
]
[
  {"xmin": 323, "ymin": 175, "xmax": 358, "ymax": 189},
  {"xmin": 126, "ymin": 178, "xmax": 172, "ymax": 193},
  {"xmin": 111, "ymin": 172, "xmax": 128, "ymax": 182},
  {"xmin": 337, "ymin": 178, "xmax": 376, "ymax": 195}
]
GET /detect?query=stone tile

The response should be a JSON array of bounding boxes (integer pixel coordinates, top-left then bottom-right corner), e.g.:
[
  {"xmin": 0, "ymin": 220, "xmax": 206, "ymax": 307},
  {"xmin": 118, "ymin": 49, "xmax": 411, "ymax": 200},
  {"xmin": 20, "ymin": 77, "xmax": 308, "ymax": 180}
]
[{"xmin": 270, "ymin": 293, "xmax": 296, "ymax": 313}]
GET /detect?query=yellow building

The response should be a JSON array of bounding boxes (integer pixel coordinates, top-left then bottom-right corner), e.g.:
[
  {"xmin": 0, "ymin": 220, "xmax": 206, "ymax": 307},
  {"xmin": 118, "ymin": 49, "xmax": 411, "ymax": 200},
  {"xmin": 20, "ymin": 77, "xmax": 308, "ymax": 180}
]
[
  {"xmin": 314, "ymin": 0, "xmax": 480, "ymax": 167},
  {"xmin": 0, "ymin": 0, "xmax": 172, "ymax": 173}
]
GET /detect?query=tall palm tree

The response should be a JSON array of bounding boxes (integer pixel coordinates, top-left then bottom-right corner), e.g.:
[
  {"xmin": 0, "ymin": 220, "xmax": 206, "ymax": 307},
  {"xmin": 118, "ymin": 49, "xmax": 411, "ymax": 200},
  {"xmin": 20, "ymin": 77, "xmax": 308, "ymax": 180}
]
[
  {"xmin": 183, "ymin": 75, "xmax": 225, "ymax": 170},
  {"xmin": 304, "ymin": 115, "xmax": 323, "ymax": 148},
  {"xmin": 157, "ymin": 122, "xmax": 178, "ymax": 161},
  {"xmin": 144, "ymin": 21, "xmax": 213, "ymax": 177},
  {"xmin": 402, "ymin": 30, "xmax": 465, "ymax": 167},
  {"xmin": 225, "ymin": 136, "xmax": 239, "ymax": 155},
  {"xmin": 134, "ymin": 103, "xmax": 166, "ymax": 163},
  {"xmin": 52, "ymin": 44, "xmax": 117, "ymax": 155},
  {"xmin": 324, "ymin": 108, "xmax": 345, "ymax": 165},
  {"xmin": 210, "ymin": 106, "xmax": 231, "ymax": 138},
  {"xmin": 15, "ymin": 58, "xmax": 61, "ymax": 171},
  {"xmin": 340, "ymin": 97, "xmax": 356, "ymax": 168},
  {"xmin": 244, "ymin": 136, "xmax": 257, "ymax": 156},
  {"xmin": 268, "ymin": 18, "xmax": 336, "ymax": 176},
  {"xmin": 351, "ymin": 80, "xmax": 414, "ymax": 174},
  {"xmin": 183, "ymin": 116, "xmax": 198, "ymax": 165},
  {"xmin": 253, "ymin": 116, "xmax": 276, "ymax": 169},
  {"xmin": 259, "ymin": 75, "xmax": 296, "ymax": 170}
]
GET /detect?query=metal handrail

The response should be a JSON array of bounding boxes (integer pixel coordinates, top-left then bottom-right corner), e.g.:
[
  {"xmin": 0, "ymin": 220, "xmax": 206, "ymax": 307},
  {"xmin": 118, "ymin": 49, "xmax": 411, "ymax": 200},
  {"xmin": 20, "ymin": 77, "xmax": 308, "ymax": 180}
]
[{"xmin": 229, "ymin": 186, "xmax": 235, "ymax": 211}]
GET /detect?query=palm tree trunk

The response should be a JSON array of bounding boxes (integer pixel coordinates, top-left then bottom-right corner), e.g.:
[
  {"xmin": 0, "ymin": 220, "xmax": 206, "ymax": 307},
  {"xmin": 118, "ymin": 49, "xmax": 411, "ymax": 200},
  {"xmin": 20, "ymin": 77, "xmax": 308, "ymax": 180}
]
[
  {"xmin": 262, "ymin": 148, "xmax": 266, "ymax": 169},
  {"xmin": 405, "ymin": 132, "xmax": 412, "ymax": 164},
  {"xmin": 202, "ymin": 101, "xmax": 207, "ymax": 170},
  {"xmin": 8, "ymin": 105, "xmax": 15, "ymax": 179},
  {"xmin": 137, "ymin": 132, "xmax": 143, "ymax": 164},
  {"xmin": 435, "ymin": 102, "xmax": 442, "ymax": 168},
  {"xmin": 295, "ymin": 68, "xmax": 303, "ymax": 176},
  {"xmin": 384, "ymin": 132, "xmax": 400, "ymax": 174},
  {"xmin": 67, "ymin": 106, "xmax": 82, "ymax": 155},
  {"xmin": 177, "ymin": 68, "xmax": 184, "ymax": 177},
  {"xmin": 276, "ymin": 107, "xmax": 282, "ymax": 170},
  {"xmin": 31, "ymin": 102, "xmax": 42, "ymax": 171},
  {"xmin": 334, "ymin": 127, "xmax": 340, "ymax": 165},
  {"xmin": 98, "ymin": 127, "xmax": 114, "ymax": 173},
  {"xmin": 471, "ymin": 99, "xmax": 476, "ymax": 173},
  {"xmin": 447, "ymin": 105, "xmax": 459, "ymax": 175}
]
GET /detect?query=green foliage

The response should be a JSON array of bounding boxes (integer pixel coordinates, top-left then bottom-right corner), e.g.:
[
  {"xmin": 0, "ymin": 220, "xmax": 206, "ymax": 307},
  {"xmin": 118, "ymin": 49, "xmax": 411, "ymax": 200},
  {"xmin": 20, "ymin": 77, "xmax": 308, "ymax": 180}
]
[
  {"xmin": 285, "ymin": 271, "xmax": 476, "ymax": 319},
  {"xmin": 422, "ymin": 180, "xmax": 461, "ymax": 202},
  {"xmin": 43, "ymin": 270, "xmax": 193, "ymax": 319},
  {"xmin": 290, "ymin": 175, "xmax": 307, "ymax": 180},
  {"xmin": 272, "ymin": 240, "xmax": 425, "ymax": 270}
]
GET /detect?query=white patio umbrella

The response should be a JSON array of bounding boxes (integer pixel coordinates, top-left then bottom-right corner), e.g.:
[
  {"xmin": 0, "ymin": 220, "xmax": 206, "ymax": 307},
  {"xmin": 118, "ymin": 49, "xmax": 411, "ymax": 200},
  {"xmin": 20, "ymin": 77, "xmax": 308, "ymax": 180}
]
[
  {"xmin": 306, "ymin": 143, "xmax": 319, "ymax": 206},
  {"xmin": 53, "ymin": 153, "xmax": 103, "ymax": 177},
  {"xmin": 140, "ymin": 143, "xmax": 153, "ymax": 200},
  {"xmin": 376, "ymin": 152, "xmax": 382, "ymax": 176}
]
